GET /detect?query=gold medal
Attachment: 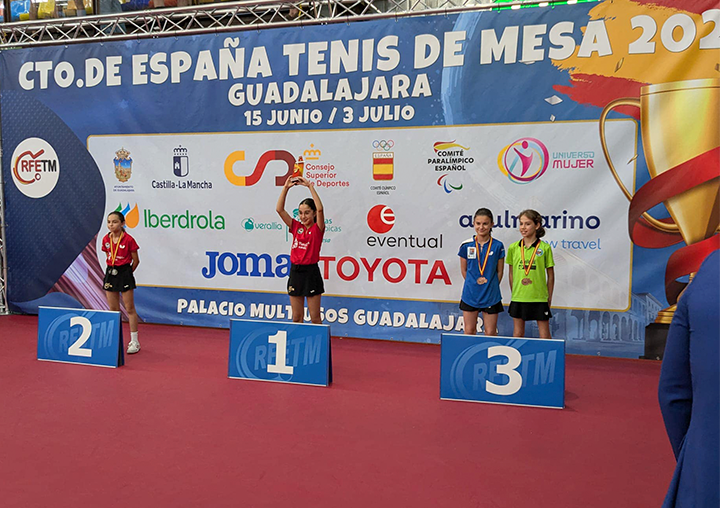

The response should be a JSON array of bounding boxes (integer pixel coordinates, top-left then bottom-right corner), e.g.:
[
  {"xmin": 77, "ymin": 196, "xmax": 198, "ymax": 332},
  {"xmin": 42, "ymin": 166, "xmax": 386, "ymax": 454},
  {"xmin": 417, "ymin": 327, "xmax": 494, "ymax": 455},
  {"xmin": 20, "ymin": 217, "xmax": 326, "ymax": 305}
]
[
  {"xmin": 109, "ymin": 232, "xmax": 124, "ymax": 273},
  {"xmin": 474, "ymin": 236, "xmax": 493, "ymax": 284},
  {"xmin": 520, "ymin": 239, "xmax": 540, "ymax": 282}
]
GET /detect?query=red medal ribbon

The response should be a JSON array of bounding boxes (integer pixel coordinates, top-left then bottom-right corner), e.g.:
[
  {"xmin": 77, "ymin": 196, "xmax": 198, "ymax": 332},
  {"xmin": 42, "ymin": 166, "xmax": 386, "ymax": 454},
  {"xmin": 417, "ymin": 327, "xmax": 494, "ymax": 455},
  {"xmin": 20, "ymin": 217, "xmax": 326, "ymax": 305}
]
[
  {"xmin": 475, "ymin": 236, "xmax": 493, "ymax": 277},
  {"xmin": 520, "ymin": 240, "xmax": 540, "ymax": 276},
  {"xmin": 109, "ymin": 232, "xmax": 124, "ymax": 267},
  {"xmin": 628, "ymin": 146, "xmax": 720, "ymax": 304}
]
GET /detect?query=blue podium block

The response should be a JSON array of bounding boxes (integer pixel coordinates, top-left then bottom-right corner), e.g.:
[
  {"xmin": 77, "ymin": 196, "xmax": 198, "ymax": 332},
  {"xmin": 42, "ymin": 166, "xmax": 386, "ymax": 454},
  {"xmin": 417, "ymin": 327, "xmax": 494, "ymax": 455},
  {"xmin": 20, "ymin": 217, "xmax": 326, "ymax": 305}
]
[
  {"xmin": 440, "ymin": 334, "xmax": 565, "ymax": 409},
  {"xmin": 228, "ymin": 319, "xmax": 332, "ymax": 387},
  {"xmin": 37, "ymin": 307, "xmax": 124, "ymax": 368}
]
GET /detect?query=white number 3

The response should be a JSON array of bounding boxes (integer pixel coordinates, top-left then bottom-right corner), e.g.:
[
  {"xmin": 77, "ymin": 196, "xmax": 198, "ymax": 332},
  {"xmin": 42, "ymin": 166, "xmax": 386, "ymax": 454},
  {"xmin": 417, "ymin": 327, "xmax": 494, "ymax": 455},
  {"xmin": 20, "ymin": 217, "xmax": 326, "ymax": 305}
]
[
  {"xmin": 68, "ymin": 316, "xmax": 93, "ymax": 358},
  {"xmin": 485, "ymin": 345, "xmax": 522, "ymax": 396}
]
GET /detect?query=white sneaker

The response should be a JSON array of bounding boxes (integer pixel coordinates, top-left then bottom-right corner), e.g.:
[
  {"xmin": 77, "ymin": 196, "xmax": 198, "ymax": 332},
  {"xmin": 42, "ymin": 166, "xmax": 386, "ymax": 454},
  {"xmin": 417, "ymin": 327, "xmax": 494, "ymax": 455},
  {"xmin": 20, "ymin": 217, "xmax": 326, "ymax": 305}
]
[{"xmin": 127, "ymin": 341, "xmax": 141, "ymax": 354}]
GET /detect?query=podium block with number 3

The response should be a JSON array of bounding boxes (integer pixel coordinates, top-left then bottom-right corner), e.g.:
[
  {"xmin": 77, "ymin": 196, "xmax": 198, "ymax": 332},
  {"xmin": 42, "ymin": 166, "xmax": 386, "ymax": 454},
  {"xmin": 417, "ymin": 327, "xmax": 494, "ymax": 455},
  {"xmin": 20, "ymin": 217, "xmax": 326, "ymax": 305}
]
[
  {"xmin": 440, "ymin": 334, "xmax": 564, "ymax": 409},
  {"xmin": 37, "ymin": 307, "xmax": 124, "ymax": 368},
  {"xmin": 228, "ymin": 319, "xmax": 332, "ymax": 387}
]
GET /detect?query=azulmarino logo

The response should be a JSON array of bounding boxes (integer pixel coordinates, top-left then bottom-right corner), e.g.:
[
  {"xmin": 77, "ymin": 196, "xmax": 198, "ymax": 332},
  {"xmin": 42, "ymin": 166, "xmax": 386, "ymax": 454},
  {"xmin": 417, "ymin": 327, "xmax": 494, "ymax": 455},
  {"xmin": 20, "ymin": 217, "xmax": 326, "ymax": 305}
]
[{"xmin": 144, "ymin": 209, "xmax": 226, "ymax": 230}]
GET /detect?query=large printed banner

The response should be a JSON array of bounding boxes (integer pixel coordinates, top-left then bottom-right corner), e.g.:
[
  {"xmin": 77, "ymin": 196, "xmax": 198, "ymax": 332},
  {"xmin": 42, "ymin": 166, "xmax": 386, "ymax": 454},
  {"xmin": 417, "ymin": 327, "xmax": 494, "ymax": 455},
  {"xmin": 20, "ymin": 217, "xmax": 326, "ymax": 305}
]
[{"xmin": 2, "ymin": 0, "xmax": 718, "ymax": 357}]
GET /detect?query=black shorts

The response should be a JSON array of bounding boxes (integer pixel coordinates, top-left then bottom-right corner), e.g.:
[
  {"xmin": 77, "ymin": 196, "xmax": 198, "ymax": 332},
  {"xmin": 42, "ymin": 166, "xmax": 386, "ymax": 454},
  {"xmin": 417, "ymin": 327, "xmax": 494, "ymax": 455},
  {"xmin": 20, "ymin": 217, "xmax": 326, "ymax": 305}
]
[
  {"xmin": 288, "ymin": 263, "xmax": 324, "ymax": 297},
  {"xmin": 459, "ymin": 300, "xmax": 504, "ymax": 314},
  {"xmin": 508, "ymin": 301, "xmax": 552, "ymax": 321},
  {"xmin": 103, "ymin": 264, "xmax": 136, "ymax": 293}
]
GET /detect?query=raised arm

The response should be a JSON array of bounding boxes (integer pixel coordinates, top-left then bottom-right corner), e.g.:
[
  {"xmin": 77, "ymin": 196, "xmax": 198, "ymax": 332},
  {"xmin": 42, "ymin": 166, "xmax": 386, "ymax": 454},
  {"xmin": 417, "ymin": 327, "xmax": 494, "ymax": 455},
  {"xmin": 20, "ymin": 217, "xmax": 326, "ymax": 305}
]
[
  {"xmin": 276, "ymin": 177, "xmax": 294, "ymax": 228},
  {"xmin": 297, "ymin": 177, "xmax": 324, "ymax": 233}
]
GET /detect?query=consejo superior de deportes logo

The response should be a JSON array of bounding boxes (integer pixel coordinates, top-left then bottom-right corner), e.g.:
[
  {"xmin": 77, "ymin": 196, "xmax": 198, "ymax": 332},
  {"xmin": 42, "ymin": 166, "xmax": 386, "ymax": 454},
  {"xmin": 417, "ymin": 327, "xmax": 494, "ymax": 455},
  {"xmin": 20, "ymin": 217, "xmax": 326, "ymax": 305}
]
[{"xmin": 497, "ymin": 138, "xmax": 549, "ymax": 184}]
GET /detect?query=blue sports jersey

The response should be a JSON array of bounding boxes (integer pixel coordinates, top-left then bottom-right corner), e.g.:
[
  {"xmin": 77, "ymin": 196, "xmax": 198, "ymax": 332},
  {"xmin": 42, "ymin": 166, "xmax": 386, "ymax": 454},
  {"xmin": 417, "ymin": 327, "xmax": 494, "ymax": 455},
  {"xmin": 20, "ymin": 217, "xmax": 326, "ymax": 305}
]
[{"xmin": 458, "ymin": 236, "xmax": 505, "ymax": 309}]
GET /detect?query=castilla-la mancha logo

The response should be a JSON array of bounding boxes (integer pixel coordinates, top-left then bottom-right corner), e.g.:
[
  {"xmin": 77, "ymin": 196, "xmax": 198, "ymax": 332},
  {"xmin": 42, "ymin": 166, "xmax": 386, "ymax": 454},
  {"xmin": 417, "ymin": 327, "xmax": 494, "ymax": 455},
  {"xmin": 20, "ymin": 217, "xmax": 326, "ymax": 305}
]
[
  {"xmin": 11, "ymin": 137, "xmax": 60, "ymax": 198},
  {"xmin": 497, "ymin": 137, "xmax": 549, "ymax": 184}
]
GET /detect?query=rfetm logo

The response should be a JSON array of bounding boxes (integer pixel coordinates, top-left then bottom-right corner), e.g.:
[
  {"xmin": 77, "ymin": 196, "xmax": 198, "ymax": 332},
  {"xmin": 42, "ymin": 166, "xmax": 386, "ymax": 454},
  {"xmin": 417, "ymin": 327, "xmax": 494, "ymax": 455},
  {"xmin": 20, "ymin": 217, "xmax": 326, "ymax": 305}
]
[
  {"xmin": 11, "ymin": 137, "xmax": 60, "ymax": 198},
  {"xmin": 225, "ymin": 150, "xmax": 295, "ymax": 186},
  {"xmin": 115, "ymin": 203, "xmax": 140, "ymax": 228},
  {"xmin": 497, "ymin": 138, "xmax": 549, "ymax": 184},
  {"xmin": 367, "ymin": 205, "xmax": 395, "ymax": 234},
  {"xmin": 437, "ymin": 174, "xmax": 463, "ymax": 193}
]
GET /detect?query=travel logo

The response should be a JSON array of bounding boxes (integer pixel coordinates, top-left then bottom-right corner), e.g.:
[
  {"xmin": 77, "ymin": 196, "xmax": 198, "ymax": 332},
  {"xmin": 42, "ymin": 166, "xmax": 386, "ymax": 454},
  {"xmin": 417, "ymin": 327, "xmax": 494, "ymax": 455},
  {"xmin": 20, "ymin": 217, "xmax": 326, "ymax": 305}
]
[
  {"xmin": 154, "ymin": 145, "xmax": 212, "ymax": 190},
  {"xmin": 113, "ymin": 147, "xmax": 134, "ymax": 193},
  {"xmin": 428, "ymin": 140, "xmax": 473, "ymax": 171},
  {"xmin": 114, "ymin": 203, "xmax": 140, "ymax": 228},
  {"xmin": 498, "ymin": 138, "xmax": 549, "ymax": 184},
  {"xmin": 173, "ymin": 145, "xmax": 189, "ymax": 177},
  {"xmin": 242, "ymin": 217, "xmax": 283, "ymax": 232},
  {"xmin": 11, "ymin": 137, "xmax": 60, "ymax": 199},
  {"xmin": 366, "ymin": 204, "xmax": 443, "ymax": 249},
  {"xmin": 437, "ymin": 174, "xmax": 463, "ymax": 194}
]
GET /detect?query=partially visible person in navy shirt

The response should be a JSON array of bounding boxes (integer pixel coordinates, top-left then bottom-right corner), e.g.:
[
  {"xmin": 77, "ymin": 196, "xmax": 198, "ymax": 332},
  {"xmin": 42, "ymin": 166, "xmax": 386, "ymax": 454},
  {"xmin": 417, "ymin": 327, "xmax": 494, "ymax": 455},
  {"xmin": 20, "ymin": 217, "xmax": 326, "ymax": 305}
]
[{"xmin": 658, "ymin": 249, "xmax": 719, "ymax": 508}]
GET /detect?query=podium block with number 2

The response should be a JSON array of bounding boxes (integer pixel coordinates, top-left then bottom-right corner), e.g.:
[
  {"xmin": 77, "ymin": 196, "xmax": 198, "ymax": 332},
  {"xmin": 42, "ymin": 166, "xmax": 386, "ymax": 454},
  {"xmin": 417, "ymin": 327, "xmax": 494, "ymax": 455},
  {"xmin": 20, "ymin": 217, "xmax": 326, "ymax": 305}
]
[
  {"xmin": 228, "ymin": 319, "xmax": 332, "ymax": 387},
  {"xmin": 37, "ymin": 307, "xmax": 124, "ymax": 368},
  {"xmin": 440, "ymin": 334, "xmax": 564, "ymax": 409}
]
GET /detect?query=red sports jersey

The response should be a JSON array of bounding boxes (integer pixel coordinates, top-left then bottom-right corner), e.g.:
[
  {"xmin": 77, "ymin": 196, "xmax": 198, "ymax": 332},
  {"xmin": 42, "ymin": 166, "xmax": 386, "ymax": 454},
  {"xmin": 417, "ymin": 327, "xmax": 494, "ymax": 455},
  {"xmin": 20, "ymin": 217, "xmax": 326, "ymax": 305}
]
[
  {"xmin": 101, "ymin": 232, "xmax": 140, "ymax": 267},
  {"xmin": 290, "ymin": 220, "xmax": 324, "ymax": 265}
]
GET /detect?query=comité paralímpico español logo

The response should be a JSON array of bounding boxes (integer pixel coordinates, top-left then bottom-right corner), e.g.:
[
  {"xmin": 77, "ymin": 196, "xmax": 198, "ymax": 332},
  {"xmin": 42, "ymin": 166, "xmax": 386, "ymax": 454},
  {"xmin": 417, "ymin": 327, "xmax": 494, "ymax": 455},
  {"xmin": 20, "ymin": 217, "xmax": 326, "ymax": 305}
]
[{"xmin": 497, "ymin": 137, "xmax": 549, "ymax": 184}]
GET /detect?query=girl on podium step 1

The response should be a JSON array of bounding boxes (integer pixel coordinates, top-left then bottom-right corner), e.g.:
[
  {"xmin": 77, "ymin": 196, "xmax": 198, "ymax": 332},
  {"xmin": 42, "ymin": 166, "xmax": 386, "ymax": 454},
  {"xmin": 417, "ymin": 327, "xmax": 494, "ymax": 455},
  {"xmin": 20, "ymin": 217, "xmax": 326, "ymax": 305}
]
[
  {"xmin": 457, "ymin": 208, "xmax": 505, "ymax": 335},
  {"xmin": 276, "ymin": 175, "xmax": 326, "ymax": 324},
  {"xmin": 506, "ymin": 209, "xmax": 555, "ymax": 339},
  {"xmin": 101, "ymin": 211, "xmax": 142, "ymax": 354}
]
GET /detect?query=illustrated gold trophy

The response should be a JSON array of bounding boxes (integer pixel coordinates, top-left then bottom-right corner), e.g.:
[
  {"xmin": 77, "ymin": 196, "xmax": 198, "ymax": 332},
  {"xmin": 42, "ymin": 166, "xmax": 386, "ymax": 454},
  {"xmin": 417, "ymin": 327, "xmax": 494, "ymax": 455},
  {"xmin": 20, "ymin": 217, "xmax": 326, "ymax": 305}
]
[{"xmin": 599, "ymin": 79, "xmax": 720, "ymax": 356}]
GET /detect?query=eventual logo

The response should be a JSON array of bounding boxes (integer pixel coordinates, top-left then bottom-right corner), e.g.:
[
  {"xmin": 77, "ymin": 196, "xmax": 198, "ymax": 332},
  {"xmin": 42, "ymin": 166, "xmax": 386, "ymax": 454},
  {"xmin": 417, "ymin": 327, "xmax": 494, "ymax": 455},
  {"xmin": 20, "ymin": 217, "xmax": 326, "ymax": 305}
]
[
  {"xmin": 367, "ymin": 205, "xmax": 395, "ymax": 234},
  {"xmin": 372, "ymin": 140, "xmax": 394, "ymax": 181},
  {"xmin": 173, "ymin": 145, "xmax": 189, "ymax": 177},
  {"xmin": 498, "ymin": 138, "xmax": 549, "ymax": 184},
  {"xmin": 242, "ymin": 217, "xmax": 283, "ymax": 232},
  {"xmin": 11, "ymin": 137, "xmax": 60, "ymax": 198},
  {"xmin": 437, "ymin": 174, "xmax": 463, "ymax": 194},
  {"xmin": 114, "ymin": 203, "xmax": 140, "ymax": 228},
  {"xmin": 114, "ymin": 147, "xmax": 133, "ymax": 183}
]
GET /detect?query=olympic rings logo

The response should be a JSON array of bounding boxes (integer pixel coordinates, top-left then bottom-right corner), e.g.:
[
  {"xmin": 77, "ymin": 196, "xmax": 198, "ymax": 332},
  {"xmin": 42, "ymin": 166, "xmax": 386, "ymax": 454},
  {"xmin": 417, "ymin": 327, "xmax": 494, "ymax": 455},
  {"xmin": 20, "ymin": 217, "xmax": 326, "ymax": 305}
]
[{"xmin": 372, "ymin": 140, "xmax": 395, "ymax": 151}]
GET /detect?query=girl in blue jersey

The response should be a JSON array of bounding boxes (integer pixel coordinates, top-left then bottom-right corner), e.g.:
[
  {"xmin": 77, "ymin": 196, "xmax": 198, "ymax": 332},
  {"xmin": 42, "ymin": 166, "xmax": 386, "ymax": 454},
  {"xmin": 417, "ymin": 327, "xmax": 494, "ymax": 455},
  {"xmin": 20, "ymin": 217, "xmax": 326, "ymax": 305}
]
[{"xmin": 458, "ymin": 208, "xmax": 505, "ymax": 335}]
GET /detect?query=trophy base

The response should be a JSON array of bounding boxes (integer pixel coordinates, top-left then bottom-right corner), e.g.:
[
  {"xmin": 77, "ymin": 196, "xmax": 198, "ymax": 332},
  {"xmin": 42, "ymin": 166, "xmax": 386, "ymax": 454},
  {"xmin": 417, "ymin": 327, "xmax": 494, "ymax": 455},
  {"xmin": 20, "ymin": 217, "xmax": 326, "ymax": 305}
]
[
  {"xmin": 640, "ymin": 323, "xmax": 670, "ymax": 360},
  {"xmin": 654, "ymin": 305, "xmax": 676, "ymax": 325}
]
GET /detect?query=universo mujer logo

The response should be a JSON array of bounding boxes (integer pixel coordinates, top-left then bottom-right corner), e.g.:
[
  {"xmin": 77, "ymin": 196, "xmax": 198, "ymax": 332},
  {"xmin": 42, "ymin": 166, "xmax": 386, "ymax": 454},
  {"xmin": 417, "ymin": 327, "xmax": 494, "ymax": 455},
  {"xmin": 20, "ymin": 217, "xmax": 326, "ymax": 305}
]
[{"xmin": 497, "ymin": 137, "xmax": 549, "ymax": 184}]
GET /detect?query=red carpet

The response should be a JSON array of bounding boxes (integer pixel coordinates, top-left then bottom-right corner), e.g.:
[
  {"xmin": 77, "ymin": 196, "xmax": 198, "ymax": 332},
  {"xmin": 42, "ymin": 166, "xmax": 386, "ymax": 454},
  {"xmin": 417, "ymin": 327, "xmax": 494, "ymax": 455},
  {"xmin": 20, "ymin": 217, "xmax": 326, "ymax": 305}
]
[{"xmin": 0, "ymin": 315, "xmax": 673, "ymax": 507}]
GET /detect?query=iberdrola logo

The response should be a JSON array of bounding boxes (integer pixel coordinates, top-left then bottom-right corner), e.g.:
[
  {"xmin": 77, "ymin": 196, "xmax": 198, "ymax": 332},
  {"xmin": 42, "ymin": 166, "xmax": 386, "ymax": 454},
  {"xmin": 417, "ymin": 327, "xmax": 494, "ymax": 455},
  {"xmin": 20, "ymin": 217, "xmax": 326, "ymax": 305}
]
[
  {"xmin": 115, "ymin": 203, "xmax": 140, "ymax": 228},
  {"xmin": 497, "ymin": 138, "xmax": 549, "ymax": 184}
]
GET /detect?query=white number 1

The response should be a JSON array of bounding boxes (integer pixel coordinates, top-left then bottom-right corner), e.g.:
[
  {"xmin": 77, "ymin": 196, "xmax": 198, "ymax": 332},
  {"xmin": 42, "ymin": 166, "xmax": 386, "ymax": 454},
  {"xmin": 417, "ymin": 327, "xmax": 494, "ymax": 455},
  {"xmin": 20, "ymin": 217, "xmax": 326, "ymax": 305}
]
[
  {"xmin": 485, "ymin": 345, "xmax": 522, "ymax": 396},
  {"xmin": 68, "ymin": 316, "xmax": 93, "ymax": 358},
  {"xmin": 267, "ymin": 331, "xmax": 294, "ymax": 374}
]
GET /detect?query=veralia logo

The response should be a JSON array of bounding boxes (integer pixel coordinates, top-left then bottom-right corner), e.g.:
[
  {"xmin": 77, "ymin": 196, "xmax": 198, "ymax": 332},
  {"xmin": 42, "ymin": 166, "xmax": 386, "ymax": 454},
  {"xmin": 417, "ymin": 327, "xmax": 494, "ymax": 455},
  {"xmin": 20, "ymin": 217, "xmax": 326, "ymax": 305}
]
[
  {"xmin": 367, "ymin": 205, "xmax": 395, "ymax": 234},
  {"xmin": 11, "ymin": 138, "xmax": 60, "ymax": 198}
]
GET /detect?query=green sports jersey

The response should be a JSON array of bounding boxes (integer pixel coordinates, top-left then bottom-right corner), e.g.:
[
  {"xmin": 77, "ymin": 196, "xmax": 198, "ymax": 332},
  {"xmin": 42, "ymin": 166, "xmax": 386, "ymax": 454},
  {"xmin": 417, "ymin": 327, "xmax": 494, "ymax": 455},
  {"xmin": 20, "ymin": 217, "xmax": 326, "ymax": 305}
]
[{"xmin": 505, "ymin": 239, "xmax": 555, "ymax": 302}]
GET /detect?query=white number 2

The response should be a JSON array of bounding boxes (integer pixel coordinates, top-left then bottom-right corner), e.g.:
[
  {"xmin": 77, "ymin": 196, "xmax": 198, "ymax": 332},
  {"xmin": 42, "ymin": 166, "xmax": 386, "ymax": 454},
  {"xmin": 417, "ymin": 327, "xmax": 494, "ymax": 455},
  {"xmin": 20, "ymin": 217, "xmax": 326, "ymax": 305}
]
[
  {"xmin": 485, "ymin": 345, "xmax": 522, "ymax": 396},
  {"xmin": 68, "ymin": 316, "xmax": 93, "ymax": 358},
  {"xmin": 267, "ymin": 331, "xmax": 294, "ymax": 375}
]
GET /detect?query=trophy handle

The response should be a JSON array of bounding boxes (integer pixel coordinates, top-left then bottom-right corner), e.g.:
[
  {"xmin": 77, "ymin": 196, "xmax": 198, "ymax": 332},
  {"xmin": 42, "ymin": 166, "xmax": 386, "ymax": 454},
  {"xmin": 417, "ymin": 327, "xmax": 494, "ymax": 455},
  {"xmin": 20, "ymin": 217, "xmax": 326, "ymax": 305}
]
[{"xmin": 599, "ymin": 98, "xmax": 679, "ymax": 233}]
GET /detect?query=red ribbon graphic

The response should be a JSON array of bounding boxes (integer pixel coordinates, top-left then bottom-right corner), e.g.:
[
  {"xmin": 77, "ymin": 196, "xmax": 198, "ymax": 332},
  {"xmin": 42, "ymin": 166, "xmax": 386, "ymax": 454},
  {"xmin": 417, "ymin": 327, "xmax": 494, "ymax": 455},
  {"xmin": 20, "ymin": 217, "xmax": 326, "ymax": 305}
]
[{"xmin": 628, "ymin": 146, "xmax": 720, "ymax": 304}]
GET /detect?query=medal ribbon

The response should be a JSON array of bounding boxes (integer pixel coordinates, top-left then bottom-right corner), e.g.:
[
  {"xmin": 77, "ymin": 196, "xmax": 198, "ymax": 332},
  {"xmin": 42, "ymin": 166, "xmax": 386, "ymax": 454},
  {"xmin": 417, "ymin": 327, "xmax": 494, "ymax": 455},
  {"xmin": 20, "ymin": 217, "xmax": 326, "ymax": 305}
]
[
  {"xmin": 474, "ymin": 237, "xmax": 492, "ymax": 277},
  {"xmin": 520, "ymin": 240, "xmax": 540, "ymax": 276},
  {"xmin": 109, "ymin": 232, "xmax": 124, "ymax": 267}
]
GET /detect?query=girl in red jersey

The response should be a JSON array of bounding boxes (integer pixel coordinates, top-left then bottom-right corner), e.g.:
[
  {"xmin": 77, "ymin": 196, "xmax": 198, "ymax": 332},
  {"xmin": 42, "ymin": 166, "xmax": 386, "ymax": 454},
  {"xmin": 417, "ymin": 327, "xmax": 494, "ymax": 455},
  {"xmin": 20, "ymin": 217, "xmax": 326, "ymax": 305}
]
[
  {"xmin": 276, "ymin": 176, "xmax": 325, "ymax": 324},
  {"xmin": 101, "ymin": 211, "xmax": 142, "ymax": 354}
]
